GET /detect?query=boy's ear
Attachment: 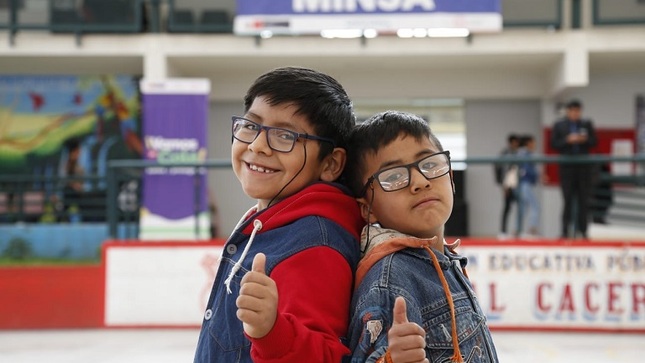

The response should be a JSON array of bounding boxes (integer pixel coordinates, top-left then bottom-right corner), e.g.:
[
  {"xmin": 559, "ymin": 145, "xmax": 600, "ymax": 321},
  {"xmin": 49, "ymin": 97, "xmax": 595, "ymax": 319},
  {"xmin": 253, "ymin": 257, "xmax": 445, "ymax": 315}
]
[
  {"xmin": 357, "ymin": 196, "xmax": 377, "ymax": 223},
  {"xmin": 319, "ymin": 147, "xmax": 346, "ymax": 182},
  {"xmin": 357, "ymin": 197, "xmax": 370, "ymax": 222}
]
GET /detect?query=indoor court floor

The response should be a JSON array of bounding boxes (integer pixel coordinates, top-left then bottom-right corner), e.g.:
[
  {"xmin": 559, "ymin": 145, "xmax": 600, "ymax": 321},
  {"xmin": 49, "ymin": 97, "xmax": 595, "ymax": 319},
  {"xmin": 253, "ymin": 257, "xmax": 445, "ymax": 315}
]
[{"xmin": 0, "ymin": 328, "xmax": 642, "ymax": 362}]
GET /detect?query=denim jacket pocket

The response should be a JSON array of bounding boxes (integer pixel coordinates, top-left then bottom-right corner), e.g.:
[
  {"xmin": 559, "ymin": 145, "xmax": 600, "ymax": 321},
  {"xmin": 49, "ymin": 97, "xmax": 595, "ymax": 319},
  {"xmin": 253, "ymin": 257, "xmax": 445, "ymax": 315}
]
[
  {"xmin": 208, "ymin": 267, "xmax": 251, "ymax": 353},
  {"xmin": 424, "ymin": 305, "xmax": 490, "ymax": 362}
]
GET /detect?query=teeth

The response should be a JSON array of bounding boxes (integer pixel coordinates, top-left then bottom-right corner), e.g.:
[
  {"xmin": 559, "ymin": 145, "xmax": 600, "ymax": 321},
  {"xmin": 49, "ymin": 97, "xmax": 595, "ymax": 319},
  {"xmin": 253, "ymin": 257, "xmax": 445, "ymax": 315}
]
[{"xmin": 249, "ymin": 164, "xmax": 276, "ymax": 173}]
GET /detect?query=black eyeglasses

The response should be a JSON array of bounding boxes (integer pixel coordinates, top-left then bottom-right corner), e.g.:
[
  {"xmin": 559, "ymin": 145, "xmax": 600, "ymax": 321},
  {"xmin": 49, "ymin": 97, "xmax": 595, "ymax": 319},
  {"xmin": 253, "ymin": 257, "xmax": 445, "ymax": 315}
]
[
  {"xmin": 361, "ymin": 151, "xmax": 451, "ymax": 195},
  {"xmin": 231, "ymin": 116, "xmax": 336, "ymax": 153}
]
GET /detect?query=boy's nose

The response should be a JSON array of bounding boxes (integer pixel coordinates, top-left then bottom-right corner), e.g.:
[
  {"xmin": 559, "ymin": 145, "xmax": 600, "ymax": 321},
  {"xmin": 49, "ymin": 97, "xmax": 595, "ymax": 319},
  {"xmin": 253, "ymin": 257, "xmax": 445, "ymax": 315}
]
[
  {"xmin": 410, "ymin": 168, "xmax": 431, "ymax": 192},
  {"xmin": 248, "ymin": 130, "xmax": 273, "ymax": 154}
]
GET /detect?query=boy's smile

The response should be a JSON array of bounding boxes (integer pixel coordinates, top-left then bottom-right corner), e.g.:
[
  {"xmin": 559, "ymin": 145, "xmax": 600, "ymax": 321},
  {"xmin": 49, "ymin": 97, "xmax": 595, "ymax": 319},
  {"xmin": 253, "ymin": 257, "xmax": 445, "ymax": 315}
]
[
  {"xmin": 359, "ymin": 134, "xmax": 454, "ymax": 241},
  {"xmin": 232, "ymin": 96, "xmax": 328, "ymax": 210},
  {"xmin": 247, "ymin": 163, "xmax": 277, "ymax": 173}
]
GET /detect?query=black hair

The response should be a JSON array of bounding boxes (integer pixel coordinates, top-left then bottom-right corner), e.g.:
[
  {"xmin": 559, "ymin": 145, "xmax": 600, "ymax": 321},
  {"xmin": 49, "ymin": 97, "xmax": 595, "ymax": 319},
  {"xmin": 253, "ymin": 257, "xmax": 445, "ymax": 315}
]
[
  {"xmin": 566, "ymin": 99, "xmax": 582, "ymax": 109},
  {"xmin": 508, "ymin": 134, "xmax": 519, "ymax": 144},
  {"xmin": 64, "ymin": 138, "xmax": 81, "ymax": 151},
  {"xmin": 519, "ymin": 134, "xmax": 534, "ymax": 147},
  {"xmin": 344, "ymin": 110, "xmax": 444, "ymax": 197},
  {"xmin": 243, "ymin": 66, "xmax": 355, "ymax": 160}
]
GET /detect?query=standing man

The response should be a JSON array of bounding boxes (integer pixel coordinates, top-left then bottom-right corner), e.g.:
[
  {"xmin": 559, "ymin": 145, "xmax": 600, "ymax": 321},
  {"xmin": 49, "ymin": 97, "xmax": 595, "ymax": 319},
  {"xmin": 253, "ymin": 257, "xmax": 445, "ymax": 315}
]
[{"xmin": 550, "ymin": 99, "xmax": 597, "ymax": 239}]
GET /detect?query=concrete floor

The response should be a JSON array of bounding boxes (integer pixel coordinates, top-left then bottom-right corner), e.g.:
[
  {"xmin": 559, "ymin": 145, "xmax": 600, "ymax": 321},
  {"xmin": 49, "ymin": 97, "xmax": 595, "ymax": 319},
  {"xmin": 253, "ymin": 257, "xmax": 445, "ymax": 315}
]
[{"xmin": 0, "ymin": 329, "xmax": 643, "ymax": 362}]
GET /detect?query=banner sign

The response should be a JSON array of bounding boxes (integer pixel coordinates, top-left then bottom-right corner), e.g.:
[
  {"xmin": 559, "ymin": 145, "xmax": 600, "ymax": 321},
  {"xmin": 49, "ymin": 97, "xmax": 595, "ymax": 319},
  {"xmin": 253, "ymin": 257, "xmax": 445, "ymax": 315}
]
[
  {"xmin": 139, "ymin": 79, "xmax": 210, "ymax": 240},
  {"xmin": 234, "ymin": 0, "xmax": 502, "ymax": 35},
  {"xmin": 103, "ymin": 240, "xmax": 645, "ymax": 331},
  {"xmin": 460, "ymin": 242, "xmax": 645, "ymax": 331}
]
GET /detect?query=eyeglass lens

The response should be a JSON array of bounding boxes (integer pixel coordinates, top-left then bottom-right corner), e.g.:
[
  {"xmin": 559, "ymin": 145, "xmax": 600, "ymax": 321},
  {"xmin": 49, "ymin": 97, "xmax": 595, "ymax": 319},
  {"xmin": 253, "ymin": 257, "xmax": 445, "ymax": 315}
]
[
  {"xmin": 377, "ymin": 152, "xmax": 450, "ymax": 192},
  {"xmin": 232, "ymin": 118, "xmax": 297, "ymax": 152}
]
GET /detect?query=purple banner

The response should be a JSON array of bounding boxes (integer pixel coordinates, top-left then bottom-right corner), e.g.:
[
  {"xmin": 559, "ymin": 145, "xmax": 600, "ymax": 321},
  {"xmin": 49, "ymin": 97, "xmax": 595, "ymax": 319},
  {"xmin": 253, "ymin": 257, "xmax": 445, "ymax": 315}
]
[{"xmin": 140, "ymin": 79, "xmax": 210, "ymax": 239}]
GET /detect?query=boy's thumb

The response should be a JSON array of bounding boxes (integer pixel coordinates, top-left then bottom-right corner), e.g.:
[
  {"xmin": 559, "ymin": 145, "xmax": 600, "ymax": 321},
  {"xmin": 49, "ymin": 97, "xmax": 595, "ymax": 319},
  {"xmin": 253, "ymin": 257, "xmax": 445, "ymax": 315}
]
[
  {"xmin": 392, "ymin": 296, "xmax": 409, "ymax": 324},
  {"xmin": 251, "ymin": 253, "xmax": 266, "ymax": 274}
]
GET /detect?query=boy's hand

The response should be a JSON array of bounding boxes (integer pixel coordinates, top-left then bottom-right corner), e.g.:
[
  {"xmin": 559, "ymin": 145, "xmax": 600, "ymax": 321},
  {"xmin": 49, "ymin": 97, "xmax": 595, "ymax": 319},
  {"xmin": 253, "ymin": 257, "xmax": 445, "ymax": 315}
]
[
  {"xmin": 388, "ymin": 297, "xmax": 428, "ymax": 363},
  {"xmin": 236, "ymin": 253, "xmax": 278, "ymax": 339}
]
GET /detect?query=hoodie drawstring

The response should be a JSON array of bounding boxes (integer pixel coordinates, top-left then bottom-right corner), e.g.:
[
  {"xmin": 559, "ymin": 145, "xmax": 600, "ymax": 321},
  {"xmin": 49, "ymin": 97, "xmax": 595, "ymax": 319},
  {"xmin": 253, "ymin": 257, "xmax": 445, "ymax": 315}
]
[
  {"xmin": 224, "ymin": 219, "xmax": 263, "ymax": 294},
  {"xmin": 423, "ymin": 246, "xmax": 464, "ymax": 363}
]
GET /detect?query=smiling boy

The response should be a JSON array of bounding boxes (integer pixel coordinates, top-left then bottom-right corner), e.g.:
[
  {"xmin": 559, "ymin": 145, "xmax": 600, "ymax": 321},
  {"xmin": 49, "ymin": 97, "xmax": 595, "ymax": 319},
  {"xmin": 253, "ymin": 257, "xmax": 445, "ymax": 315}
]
[{"xmin": 193, "ymin": 67, "xmax": 363, "ymax": 363}]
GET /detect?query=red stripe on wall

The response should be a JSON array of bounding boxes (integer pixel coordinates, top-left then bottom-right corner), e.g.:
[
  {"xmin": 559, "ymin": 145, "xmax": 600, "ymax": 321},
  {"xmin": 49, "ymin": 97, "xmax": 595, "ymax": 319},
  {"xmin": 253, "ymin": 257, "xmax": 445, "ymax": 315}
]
[{"xmin": 0, "ymin": 265, "xmax": 104, "ymax": 329}]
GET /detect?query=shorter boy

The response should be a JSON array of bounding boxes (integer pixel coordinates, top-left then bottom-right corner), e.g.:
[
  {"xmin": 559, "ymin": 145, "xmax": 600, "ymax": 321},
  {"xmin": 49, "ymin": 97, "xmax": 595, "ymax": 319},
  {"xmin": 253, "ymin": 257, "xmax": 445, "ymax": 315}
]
[{"xmin": 344, "ymin": 111, "xmax": 498, "ymax": 363}]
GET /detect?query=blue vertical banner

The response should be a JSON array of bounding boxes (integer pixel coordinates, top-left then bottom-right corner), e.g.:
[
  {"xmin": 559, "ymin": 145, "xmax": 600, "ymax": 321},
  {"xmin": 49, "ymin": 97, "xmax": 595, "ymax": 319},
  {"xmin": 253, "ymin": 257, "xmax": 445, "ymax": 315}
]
[
  {"xmin": 234, "ymin": 0, "xmax": 502, "ymax": 35},
  {"xmin": 139, "ymin": 79, "xmax": 210, "ymax": 240}
]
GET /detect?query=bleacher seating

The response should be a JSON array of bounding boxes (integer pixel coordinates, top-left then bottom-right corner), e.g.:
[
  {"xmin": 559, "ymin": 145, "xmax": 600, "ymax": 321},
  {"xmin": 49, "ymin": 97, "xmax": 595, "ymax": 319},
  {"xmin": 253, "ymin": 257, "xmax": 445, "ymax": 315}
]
[
  {"xmin": 168, "ymin": 9, "xmax": 195, "ymax": 32},
  {"xmin": 200, "ymin": 10, "xmax": 231, "ymax": 33}
]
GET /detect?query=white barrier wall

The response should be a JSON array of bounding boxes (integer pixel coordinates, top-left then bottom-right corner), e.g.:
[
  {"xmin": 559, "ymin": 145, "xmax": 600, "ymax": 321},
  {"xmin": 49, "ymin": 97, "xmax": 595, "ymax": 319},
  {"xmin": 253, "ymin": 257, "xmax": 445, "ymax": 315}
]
[
  {"xmin": 104, "ymin": 241, "xmax": 223, "ymax": 327},
  {"xmin": 103, "ymin": 240, "xmax": 645, "ymax": 332}
]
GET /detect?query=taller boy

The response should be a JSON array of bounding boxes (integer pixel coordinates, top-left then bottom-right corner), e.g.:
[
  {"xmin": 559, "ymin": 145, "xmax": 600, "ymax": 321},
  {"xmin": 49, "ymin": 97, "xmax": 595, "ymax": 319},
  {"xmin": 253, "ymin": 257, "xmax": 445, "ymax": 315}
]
[{"xmin": 193, "ymin": 67, "xmax": 364, "ymax": 362}]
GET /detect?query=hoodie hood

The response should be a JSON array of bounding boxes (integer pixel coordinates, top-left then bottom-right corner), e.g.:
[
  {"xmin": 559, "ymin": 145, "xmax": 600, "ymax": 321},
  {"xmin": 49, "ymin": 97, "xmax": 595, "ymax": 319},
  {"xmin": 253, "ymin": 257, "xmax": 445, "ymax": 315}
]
[
  {"xmin": 224, "ymin": 182, "xmax": 364, "ymax": 293},
  {"xmin": 240, "ymin": 182, "xmax": 364, "ymax": 240}
]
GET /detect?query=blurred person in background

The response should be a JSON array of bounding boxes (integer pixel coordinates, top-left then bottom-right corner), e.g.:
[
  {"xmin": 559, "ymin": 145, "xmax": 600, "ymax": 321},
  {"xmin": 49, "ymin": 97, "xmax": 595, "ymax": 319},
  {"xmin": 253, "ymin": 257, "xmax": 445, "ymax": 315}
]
[
  {"xmin": 516, "ymin": 134, "xmax": 541, "ymax": 238},
  {"xmin": 494, "ymin": 133, "xmax": 520, "ymax": 239},
  {"xmin": 550, "ymin": 99, "xmax": 597, "ymax": 239}
]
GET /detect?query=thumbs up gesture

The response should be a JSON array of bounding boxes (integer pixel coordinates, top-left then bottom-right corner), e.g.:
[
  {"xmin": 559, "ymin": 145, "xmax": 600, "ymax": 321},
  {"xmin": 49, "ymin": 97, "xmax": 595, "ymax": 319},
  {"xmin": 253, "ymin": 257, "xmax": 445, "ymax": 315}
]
[
  {"xmin": 387, "ymin": 297, "xmax": 428, "ymax": 363},
  {"xmin": 236, "ymin": 253, "xmax": 278, "ymax": 338}
]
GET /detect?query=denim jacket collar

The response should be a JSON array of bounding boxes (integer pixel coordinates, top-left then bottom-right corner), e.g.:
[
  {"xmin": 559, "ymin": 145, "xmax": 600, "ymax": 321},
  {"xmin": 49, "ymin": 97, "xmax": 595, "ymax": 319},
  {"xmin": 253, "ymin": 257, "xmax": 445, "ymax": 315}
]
[{"xmin": 359, "ymin": 224, "xmax": 460, "ymax": 258}]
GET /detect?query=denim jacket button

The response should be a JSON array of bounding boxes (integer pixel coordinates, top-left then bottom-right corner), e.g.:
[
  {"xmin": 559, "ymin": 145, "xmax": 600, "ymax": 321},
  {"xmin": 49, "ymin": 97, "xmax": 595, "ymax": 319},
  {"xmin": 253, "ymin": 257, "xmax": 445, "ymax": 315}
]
[
  {"xmin": 204, "ymin": 309, "xmax": 213, "ymax": 320},
  {"xmin": 226, "ymin": 245, "xmax": 237, "ymax": 254}
]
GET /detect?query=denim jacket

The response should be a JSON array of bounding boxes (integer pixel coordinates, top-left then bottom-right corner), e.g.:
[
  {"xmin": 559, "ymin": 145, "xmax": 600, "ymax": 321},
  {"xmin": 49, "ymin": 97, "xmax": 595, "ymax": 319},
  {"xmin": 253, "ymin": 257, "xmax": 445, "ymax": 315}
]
[
  {"xmin": 194, "ymin": 183, "xmax": 363, "ymax": 363},
  {"xmin": 347, "ymin": 226, "xmax": 498, "ymax": 363}
]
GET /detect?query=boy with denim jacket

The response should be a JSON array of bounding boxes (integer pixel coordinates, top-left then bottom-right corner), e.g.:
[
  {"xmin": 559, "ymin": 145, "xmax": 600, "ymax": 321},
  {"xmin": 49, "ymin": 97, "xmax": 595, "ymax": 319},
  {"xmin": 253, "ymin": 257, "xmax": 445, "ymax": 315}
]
[
  {"xmin": 344, "ymin": 111, "xmax": 498, "ymax": 363},
  {"xmin": 193, "ymin": 67, "xmax": 363, "ymax": 362}
]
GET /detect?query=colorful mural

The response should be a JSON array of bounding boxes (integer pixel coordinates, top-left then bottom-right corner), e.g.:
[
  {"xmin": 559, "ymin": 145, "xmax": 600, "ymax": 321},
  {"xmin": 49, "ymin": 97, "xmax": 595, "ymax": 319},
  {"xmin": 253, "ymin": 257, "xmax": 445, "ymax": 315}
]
[
  {"xmin": 0, "ymin": 75, "xmax": 141, "ymax": 175},
  {"xmin": 0, "ymin": 75, "xmax": 141, "ymax": 223}
]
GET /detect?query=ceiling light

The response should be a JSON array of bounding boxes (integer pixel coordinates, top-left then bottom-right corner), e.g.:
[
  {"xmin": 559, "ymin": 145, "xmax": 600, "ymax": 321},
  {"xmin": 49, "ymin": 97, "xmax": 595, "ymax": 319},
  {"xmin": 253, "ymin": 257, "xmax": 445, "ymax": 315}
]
[
  {"xmin": 362, "ymin": 29, "xmax": 378, "ymax": 38},
  {"xmin": 396, "ymin": 28, "xmax": 414, "ymax": 38},
  {"xmin": 320, "ymin": 29, "xmax": 363, "ymax": 39},
  {"xmin": 427, "ymin": 28, "xmax": 470, "ymax": 38}
]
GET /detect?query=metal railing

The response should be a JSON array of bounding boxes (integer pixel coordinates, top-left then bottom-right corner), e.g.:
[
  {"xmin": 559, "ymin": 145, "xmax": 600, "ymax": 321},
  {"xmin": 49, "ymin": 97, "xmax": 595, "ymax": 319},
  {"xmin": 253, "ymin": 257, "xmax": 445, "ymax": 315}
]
[
  {"xmin": 1, "ymin": 0, "xmax": 145, "ymax": 45},
  {"xmin": 593, "ymin": 0, "xmax": 645, "ymax": 26},
  {"xmin": 2, "ymin": 154, "xmax": 644, "ymax": 238},
  {"xmin": 0, "ymin": 0, "xmax": 233, "ymax": 44},
  {"xmin": 0, "ymin": 174, "xmax": 107, "ymax": 223},
  {"xmin": 104, "ymin": 158, "xmax": 232, "ymax": 239}
]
